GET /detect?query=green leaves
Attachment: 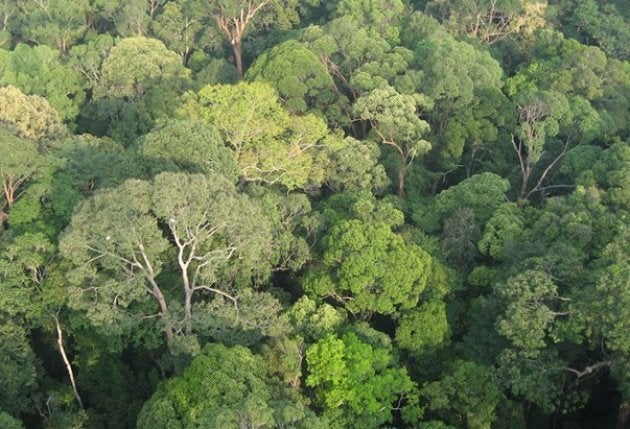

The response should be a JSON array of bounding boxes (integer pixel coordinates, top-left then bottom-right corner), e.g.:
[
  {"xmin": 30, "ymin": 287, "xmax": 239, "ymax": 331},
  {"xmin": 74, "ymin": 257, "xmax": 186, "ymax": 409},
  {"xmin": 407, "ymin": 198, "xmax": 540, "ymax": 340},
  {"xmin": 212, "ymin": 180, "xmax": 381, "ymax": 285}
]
[
  {"xmin": 179, "ymin": 81, "xmax": 334, "ymax": 190},
  {"xmin": 420, "ymin": 361, "xmax": 502, "ymax": 429},
  {"xmin": 92, "ymin": 37, "xmax": 190, "ymax": 141},
  {"xmin": 396, "ymin": 300, "xmax": 449, "ymax": 353},
  {"xmin": 306, "ymin": 332, "xmax": 416, "ymax": 428},
  {"xmin": 247, "ymin": 40, "xmax": 336, "ymax": 115},
  {"xmin": 138, "ymin": 343, "xmax": 323, "ymax": 429},
  {"xmin": 305, "ymin": 217, "xmax": 432, "ymax": 315},
  {"xmin": 0, "ymin": 86, "xmax": 65, "ymax": 140}
]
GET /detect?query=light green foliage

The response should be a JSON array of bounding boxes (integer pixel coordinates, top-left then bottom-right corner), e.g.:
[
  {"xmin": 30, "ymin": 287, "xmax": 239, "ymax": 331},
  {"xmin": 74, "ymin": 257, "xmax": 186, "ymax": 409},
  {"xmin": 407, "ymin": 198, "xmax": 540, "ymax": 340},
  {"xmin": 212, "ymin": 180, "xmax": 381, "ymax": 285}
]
[
  {"xmin": 179, "ymin": 81, "xmax": 332, "ymax": 190},
  {"xmin": 0, "ymin": 320, "xmax": 39, "ymax": 414},
  {"xmin": 0, "ymin": 412, "xmax": 24, "ymax": 429},
  {"xmin": 304, "ymin": 217, "xmax": 432, "ymax": 315},
  {"xmin": 93, "ymin": 37, "xmax": 190, "ymax": 141},
  {"xmin": 322, "ymin": 132, "xmax": 389, "ymax": 193},
  {"xmin": 0, "ymin": 85, "xmax": 65, "ymax": 140},
  {"xmin": 591, "ymin": 142, "xmax": 630, "ymax": 209},
  {"xmin": 0, "ymin": 128, "xmax": 48, "ymax": 211},
  {"xmin": 424, "ymin": 0, "xmax": 546, "ymax": 43},
  {"xmin": 54, "ymin": 134, "xmax": 140, "ymax": 194},
  {"xmin": 354, "ymin": 85, "xmax": 431, "ymax": 194},
  {"xmin": 67, "ymin": 35, "xmax": 115, "ymax": 91},
  {"xmin": 0, "ymin": 232, "xmax": 53, "ymax": 323},
  {"xmin": 138, "ymin": 343, "xmax": 322, "ymax": 429},
  {"xmin": 247, "ymin": 40, "xmax": 336, "ymax": 115},
  {"xmin": 150, "ymin": 0, "xmax": 222, "ymax": 62},
  {"xmin": 0, "ymin": 44, "xmax": 87, "ymax": 122},
  {"xmin": 59, "ymin": 172, "xmax": 275, "ymax": 341},
  {"xmin": 414, "ymin": 35, "xmax": 509, "ymax": 170},
  {"xmin": 396, "ymin": 300, "xmax": 449, "ymax": 352},
  {"xmin": 334, "ymin": 0, "xmax": 406, "ymax": 44},
  {"xmin": 306, "ymin": 332, "xmax": 416, "ymax": 428},
  {"xmin": 286, "ymin": 296, "xmax": 347, "ymax": 341},
  {"xmin": 17, "ymin": 0, "xmax": 88, "ymax": 52},
  {"xmin": 495, "ymin": 270, "xmax": 565, "ymax": 357},
  {"xmin": 138, "ymin": 119, "xmax": 239, "ymax": 181},
  {"xmin": 478, "ymin": 203, "xmax": 525, "ymax": 260},
  {"xmin": 420, "ymin": 361, "xmax": 502, "ymax": 429},
  {"xmin": 415, "ymin": 172, "xmax": 510, "ymax": 233}
]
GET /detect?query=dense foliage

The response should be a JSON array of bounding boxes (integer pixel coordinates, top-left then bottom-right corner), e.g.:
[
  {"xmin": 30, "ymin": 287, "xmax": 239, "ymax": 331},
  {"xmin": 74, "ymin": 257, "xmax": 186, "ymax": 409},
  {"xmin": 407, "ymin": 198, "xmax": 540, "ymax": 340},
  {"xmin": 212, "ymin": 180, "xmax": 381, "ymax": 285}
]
[{"xmin": 0, "ymin": 1, "xmax": 628, "ymax": 428}]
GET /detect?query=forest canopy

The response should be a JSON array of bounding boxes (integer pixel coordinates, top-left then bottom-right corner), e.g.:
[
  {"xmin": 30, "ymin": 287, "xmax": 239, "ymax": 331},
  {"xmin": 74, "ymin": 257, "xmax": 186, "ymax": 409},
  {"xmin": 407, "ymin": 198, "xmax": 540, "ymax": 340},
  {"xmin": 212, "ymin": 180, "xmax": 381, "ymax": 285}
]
[{"xmin": 0, "ymin": 1, "xmax": 628, "ymax": 428}]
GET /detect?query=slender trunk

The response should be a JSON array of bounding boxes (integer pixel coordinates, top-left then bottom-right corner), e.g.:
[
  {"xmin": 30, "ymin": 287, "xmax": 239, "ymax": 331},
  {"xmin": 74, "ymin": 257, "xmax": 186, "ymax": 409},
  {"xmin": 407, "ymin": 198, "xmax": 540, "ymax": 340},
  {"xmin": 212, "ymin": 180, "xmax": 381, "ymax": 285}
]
[
  {"xmin": 152, "ymin": 286, "xmax": 174, "ymax": 341},
  {"xmin": 54, "ymin": 315, "xmax": 83, "ymax": 409},
  {"xmin": 617, "ymin": 401, "xmax": 630, "ymax": 429},
  {"xmin": 519, "ymin": 167, "xmax": 531, "ymax": 200},
  {"xmin": 184, "ymin": 287, "xmax": 193, "ymax": 335},
  {"xmin": 397, "ymin": 169, "xmax": 405, "ymax": 197},
  {"xmin": 232, "ymin": 40, "xmax": 243, "ymax": 79}
]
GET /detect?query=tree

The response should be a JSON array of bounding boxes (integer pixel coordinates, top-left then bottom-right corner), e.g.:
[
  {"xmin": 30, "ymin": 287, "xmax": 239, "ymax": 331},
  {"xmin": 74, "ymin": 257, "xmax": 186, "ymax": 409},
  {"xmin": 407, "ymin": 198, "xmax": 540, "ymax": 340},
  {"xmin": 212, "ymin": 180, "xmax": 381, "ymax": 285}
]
[
  {"xmin": 413, "ymin": 34, "xmax": 511, "ymax": 173},
  {"xmin": 206, "ymin": 0, "xmax": 299, "ymax": 78},
  {"xmin": 149, "ymin": 0, "xmax": 222, "ymax": 64},
  {"xmin": 334, "ymin": 0, "xmax": 407, "ymax": 44},
  {"xmin": 53, "ymin": 134, "xmax": 140, "ymax": 195},
  {"xmin": 67, "ymin": 35, "xmax": 114, "ymax": 92},
  {"xmin": 395, "ymin": 300, "xmax": 450, "ymax": 353},
  {"xmin": 300, "ymin": 16, "xmax": 417, "ymax": 127},
  {"xmin": 321, "ymin": 132, "xmax": 388, "ymax": 193},
  {"xmin": 246, "ymin": 40, "xmax": 337, "ymax": 116},
  {"xmin": 420, "ymin": 361, "xmax": 502, "ymax": 429},
  {"xmin": 59, "ymin": 172, "xmax": 276, "ymax": 344},
  {"xmin": 495, "ymin": 270, "xmax": 568, "ymax": 357},
  {"xmin": 137, "ymin": 119, "xmax": 239, "ymax": 181},
  {"xmin": 0, "ymin": 319, "xmax": 39, "ymax": 415},
  {"xmin": 424, "ymin": 0, "xmax": 546, "ymax": 44},
  {"xmin": 0, "ymin": 128, "xmax": 47, "ymax": 218},
  {"xmin": 304, "ymin": 216, "xmax": 432, "ymax": 316},
  {"xmin": 306, "ymin": 332, "xmax": 416, "ymax": 428},
  {"xmin": 413, "ymin": 172, "xmax": 510, "ymax": 233},
  {"xmin": 0, "ymin": 412, "xmax": 24, "ymax": 429},
  {"xmin": 0, "ymin": 85, "xmax": 65, "ymax": 140},
  {"xmin": 178, "ymin": 82, "xmax": 332, "ymax": 190},
  {"xmin": 354, "ymin": 85, "xmax": 431, "ymax": 195},
  {"xmin": 92, "ymin": 37, "xmax": 190, "ymax": 142},
  {"xmin": 137, "ymin": 343, "xmax": 324, "ymax": 428},
  {"xmin": 0, "ymin": 44, "xmax": 88, "ymax": 122},
  {"xmin": 16, "ymin": 0, "xmax": 89, "ymax": 52}
]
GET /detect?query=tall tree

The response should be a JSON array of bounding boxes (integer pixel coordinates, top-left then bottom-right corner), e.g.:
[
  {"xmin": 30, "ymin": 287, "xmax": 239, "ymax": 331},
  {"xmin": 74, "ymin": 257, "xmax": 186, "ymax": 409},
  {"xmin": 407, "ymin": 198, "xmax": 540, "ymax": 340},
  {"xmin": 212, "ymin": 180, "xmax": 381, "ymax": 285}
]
[
  {"xmin": 207, "ymin": 0, "xmax": 298, "ymax": 78},
  {"xmin": 178, "ymin": 82, "xmax": 333, "ymax": 190},
  {"xmin": 59, "ymin": 172, "xmax": 276, "ymax": 345},
  {"xmin": 354, "ymin": 85, "xmax": 431, "ymax": 195}
]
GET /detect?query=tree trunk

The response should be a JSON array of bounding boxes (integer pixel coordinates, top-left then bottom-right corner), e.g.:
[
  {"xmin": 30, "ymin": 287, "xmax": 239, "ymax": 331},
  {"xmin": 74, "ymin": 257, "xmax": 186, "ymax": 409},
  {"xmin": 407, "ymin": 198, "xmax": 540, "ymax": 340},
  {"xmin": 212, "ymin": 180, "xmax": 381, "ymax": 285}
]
[
  {"xmin": 617, "ymin": 401, "xmax": 630, "ymax": 429},
  {"xmin": 397, "ymin": 169, "xmax": 405, "ymax": 197},
  {"xmin": 54, "ymin": 315, "xmax": 83, "ymax": 409},
  {"xmin": 232, "ymin": 40, "xmax": 243, "ymax": 79},
  {"xmin": 184, "ymin": 287, "xmax": 193, "ymax": 335}
]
